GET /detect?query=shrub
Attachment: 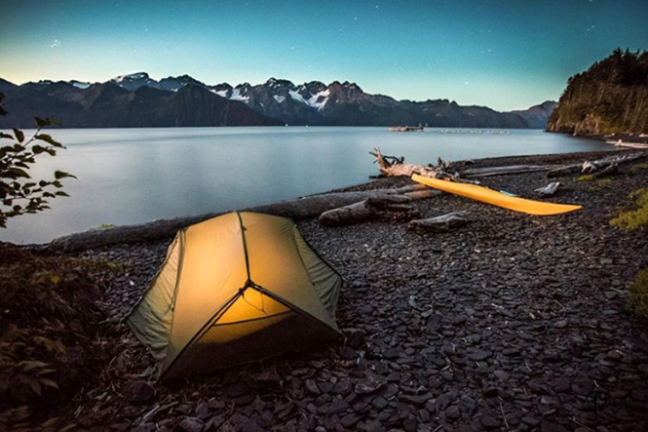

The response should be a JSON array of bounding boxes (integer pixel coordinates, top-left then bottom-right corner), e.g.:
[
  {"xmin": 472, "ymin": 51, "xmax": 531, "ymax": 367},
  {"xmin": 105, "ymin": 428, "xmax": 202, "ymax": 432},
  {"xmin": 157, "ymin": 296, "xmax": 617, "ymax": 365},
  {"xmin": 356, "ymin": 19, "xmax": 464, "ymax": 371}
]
[
  {"xmin": 610, "ymin": 188, "xmax": 648, "ymax": 230},
  {"xmin": 0, "ymin": 92, "xmax": 74, "ymax": 228},
  {"xmin": 0, "ymin": 243, "xmax": 119, "ymax": 424},
  {"xmin": 626, "ymin": 269, "xmax": 648, "ymax": 318}
]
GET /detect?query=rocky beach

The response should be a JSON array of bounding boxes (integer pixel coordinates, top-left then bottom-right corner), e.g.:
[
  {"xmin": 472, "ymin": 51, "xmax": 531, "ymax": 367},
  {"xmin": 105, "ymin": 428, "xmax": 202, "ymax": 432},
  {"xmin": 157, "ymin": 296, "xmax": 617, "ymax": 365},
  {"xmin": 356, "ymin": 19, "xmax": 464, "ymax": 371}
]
[{"xmin": 9, "ymin": 149, "xmax": 644, "ymax": 432}]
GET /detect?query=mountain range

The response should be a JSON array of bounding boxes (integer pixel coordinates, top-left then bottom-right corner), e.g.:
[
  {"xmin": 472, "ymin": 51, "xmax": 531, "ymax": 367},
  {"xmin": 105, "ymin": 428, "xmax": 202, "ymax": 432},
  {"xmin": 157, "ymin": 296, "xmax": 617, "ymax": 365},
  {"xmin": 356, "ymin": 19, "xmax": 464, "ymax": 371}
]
[{"xmin": 0, "ymin": 73, "xmax": 555, "ymax": 129}]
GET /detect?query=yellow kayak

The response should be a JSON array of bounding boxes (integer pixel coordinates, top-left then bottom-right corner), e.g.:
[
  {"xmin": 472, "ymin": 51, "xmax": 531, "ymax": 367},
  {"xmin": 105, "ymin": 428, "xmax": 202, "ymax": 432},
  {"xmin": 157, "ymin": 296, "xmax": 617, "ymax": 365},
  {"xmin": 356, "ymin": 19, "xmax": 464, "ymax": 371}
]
[{"xmin": 412, "ymin": 174, "xmax": 582, "ymax": 216}]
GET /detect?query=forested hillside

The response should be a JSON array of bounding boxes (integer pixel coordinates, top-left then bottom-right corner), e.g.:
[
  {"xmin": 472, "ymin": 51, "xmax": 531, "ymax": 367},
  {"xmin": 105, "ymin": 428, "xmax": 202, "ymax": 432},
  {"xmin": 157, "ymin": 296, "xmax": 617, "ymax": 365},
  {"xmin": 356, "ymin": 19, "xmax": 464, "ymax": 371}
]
[{"xmin": 547, "ymin": 49, "xmax": 648, "ymax": 136}]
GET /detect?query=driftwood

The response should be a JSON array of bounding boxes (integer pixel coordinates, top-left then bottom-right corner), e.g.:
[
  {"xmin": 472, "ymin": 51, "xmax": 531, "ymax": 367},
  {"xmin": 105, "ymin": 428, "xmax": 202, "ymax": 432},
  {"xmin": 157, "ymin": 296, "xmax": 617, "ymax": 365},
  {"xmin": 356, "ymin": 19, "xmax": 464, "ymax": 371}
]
[
  {"xmin": 591, "ymin": 163, "xmax": 618, "ymax": 178},
  {"xmin": 407, "ymin": 211, "xmax": 469, "ymax": 233},
  {"xmin": 319, "ymin": 189, "xmax": 439, "ymax": 227},
  {"xmin": 546, "ymin": 164, "xmax": 582, "ymax": 178},
  {"xmin": 547, "ymin": 152, "xmax": 646, "ymax": 178},
  {"xmin": 370, "ymin": 148, "xmax": 438, "ymax": 178},
  {"xmin": 462, "ymin": 165, "xmax": 561, "ymax": 178},
  {"xmin": 48, "ymin": 184, "xmax": 428, "ymax": 252},
  {"xmin": 608, "ymin": 140, "xmax": 648, "ymax": 150},
  {"xmin": 534, "ymin": 182, "xmax": 561, "ymax": 196}
]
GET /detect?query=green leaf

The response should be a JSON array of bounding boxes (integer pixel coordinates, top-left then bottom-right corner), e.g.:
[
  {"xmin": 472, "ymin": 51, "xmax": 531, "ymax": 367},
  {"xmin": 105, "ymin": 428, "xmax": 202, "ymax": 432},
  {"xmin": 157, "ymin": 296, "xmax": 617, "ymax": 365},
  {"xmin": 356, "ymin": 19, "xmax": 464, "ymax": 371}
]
[
  {"xmin": 12, "ymin": 128, "xmax": 24, "ymax": 143},
  {"xmin": 29, "ymin": 380, "xmax": 42, "ymax": 396},
  {"xmin": 35, "ymin": 117, "xmax": 52, "ymax": 127},
  {"xmin": 35, "ymin": 117, "xmax": 61, "ymax": 127},
  {"xmin": 9, "ymin": 167, "xmax": 29, "ymax": 178},
  {"xmin": 19, "ymin": 360, "xmax": 48, "ymax": 371},
  {"xmin": 39, "ymin": 378, "xmax": 59, "ymax": 389},
  {"xmin": 32, "ymin": 145, "xmax": 46, "ymax": 154},
  {"xmin": 54, "ymin": 171, "xmax": 76, "ymax": 180},
  {"xmin": 54, "ymin": 191, "xmax": 70, "ymax": 197},
  {"xmin": 35, "ymin": 134, "xmax": 63, "ymax": 148},
  {"xmin": 0, "ymin": 132, "xmax": 12, "ymax": 140}
]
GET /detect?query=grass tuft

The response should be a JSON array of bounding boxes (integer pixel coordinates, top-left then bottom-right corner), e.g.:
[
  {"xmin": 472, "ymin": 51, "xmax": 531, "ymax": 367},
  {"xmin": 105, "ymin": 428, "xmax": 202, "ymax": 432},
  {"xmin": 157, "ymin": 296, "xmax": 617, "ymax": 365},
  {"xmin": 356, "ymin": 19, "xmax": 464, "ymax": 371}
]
[
  {"xmin": 629, "ymin": 162, "xmax": 648, "ymax": 173},
  {"xmin": 626, "ymin": 269, "xmax": 648, "ymax": 319},
  {"xmin": 610, "ymin": 188, "xmax": 648, "ymax": 231}
]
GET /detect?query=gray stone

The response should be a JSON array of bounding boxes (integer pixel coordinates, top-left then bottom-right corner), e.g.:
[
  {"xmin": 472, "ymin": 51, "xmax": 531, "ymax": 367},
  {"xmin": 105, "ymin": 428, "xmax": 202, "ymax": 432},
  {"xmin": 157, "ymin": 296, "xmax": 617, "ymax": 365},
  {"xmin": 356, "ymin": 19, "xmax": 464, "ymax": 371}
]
[{"xmin": 122, "ymin": 381, "xmax": 155, "ymax": 404}]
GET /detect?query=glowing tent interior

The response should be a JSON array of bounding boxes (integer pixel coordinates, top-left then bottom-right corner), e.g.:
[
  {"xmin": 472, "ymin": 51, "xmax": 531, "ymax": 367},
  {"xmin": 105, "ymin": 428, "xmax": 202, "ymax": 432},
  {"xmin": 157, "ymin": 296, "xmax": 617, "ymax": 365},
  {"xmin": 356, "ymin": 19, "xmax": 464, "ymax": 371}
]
[{"xmin": 127, "ymin": 212, "xmax": 343, "ymax": 380}]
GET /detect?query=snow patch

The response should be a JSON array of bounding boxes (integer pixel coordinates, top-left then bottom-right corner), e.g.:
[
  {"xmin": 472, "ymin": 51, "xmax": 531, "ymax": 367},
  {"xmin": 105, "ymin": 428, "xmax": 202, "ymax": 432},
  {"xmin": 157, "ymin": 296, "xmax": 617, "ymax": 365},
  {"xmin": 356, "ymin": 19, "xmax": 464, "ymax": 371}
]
[
  {"xmin": 289, "ymin": 89, "xmax": 329, "ymax": 110},
  {"xmin": 116, "ymin": 72, "xmax": 149, "ymax": 82},
  {"xmin": 274, "ymin": 95, "xmax": 286, "ymax": 103},
  {"xmin": 308, "ymin": 89, "xmax": 330, "ymax": 110},
  {"xmin": 211, "ymin": 89, "xmax": 229, "ymax": 98},
  {"xmin": 71, "ymin": 81, "xmax": 90, "ymax": 89},
  {"xmin": 230, "ymin": 88, "xmax": 249, "ymax": 102},
  {"xmin": 288, "ymin": 90, "xmax": 307, "ymax": 104}
]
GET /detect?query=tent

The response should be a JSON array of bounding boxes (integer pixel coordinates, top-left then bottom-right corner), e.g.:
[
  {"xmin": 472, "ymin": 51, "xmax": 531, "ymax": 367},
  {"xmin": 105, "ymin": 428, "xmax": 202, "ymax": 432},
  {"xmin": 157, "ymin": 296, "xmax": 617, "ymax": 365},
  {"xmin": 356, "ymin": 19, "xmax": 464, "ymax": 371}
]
[{"xmin": 127, "ymin": 212, "xmax": 343, "ymax": 380}]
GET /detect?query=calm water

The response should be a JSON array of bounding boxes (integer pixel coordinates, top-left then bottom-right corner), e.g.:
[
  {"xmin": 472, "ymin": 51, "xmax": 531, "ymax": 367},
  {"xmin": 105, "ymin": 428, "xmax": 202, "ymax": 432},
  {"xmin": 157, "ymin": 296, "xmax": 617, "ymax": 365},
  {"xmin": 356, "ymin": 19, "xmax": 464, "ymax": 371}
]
[{"xmin": 2, "ymin": 127, "xmax": 611, "ymax": 244}]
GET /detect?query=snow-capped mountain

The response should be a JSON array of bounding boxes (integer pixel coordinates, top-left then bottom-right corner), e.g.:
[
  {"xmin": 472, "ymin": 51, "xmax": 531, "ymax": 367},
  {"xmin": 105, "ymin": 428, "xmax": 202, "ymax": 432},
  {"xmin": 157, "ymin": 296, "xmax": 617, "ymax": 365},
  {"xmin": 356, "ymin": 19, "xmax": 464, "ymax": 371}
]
[
  {"xmin": 158, "ymin": 75, "xmax": 207, "ymax": 92},
  {"xmin": 1, "ymin": 73, "xmax": 532, "ymax": 128},
  {"xmin": 0, "ymin": 79, "xmax": 281, "ymax": 128},
  {"xmin": 111, "ymin": 72, "xmax": 157, "ymax": 91},
  {"xmin": 110, "ymin": 72, "xmax": 207, "ymax": 92},
  {"xmin": 206, "ymin": 78, "xmax": 526, "ymax": 128}
]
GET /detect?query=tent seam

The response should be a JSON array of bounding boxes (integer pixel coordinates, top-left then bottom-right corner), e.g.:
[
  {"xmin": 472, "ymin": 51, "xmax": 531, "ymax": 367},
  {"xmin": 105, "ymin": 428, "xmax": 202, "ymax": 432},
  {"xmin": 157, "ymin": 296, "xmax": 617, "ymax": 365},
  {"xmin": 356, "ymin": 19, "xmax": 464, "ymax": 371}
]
[
  {"xmin": 210, "ymin": 310, "xmax": 293, "ymax": 327},
  {"xmin": 236, "ymin": 211, "xmax": 252, "ymax": 283},
  {"xmin": 250, "ymin": 284, "xmax": 341, "ymax": 337},
  {"xmin": 160, "ymin": 290, "xmax": 242, "ymax": 380}
]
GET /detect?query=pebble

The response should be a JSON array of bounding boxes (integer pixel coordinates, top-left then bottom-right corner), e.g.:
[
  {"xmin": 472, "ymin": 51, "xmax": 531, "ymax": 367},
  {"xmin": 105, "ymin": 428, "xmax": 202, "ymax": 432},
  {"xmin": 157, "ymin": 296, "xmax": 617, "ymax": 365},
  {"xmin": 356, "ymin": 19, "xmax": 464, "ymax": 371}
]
[
  {"xmin": 67, "ymin": 156, "xmax": 648, "ymax": 432},
  {"xmin": 122, "ymin": 381, "xmax": 155, "ymax": 404}
]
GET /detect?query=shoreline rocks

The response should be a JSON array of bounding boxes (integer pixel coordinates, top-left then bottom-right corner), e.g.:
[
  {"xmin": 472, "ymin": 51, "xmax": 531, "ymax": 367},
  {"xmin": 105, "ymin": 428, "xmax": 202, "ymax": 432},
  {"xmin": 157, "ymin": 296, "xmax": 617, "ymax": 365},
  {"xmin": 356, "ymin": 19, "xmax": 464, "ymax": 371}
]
[{"xmin": 19, "ymin": 149, "xmax": 648, "ymax": 430}]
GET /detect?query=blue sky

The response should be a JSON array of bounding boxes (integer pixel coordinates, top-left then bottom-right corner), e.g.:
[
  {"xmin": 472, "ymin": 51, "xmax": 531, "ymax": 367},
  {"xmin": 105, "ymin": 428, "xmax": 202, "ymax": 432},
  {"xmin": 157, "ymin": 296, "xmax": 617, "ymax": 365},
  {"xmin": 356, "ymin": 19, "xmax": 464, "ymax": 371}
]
[{"xmin": 1, "ymin": 0, "xmax": 647, "ymax": 110}]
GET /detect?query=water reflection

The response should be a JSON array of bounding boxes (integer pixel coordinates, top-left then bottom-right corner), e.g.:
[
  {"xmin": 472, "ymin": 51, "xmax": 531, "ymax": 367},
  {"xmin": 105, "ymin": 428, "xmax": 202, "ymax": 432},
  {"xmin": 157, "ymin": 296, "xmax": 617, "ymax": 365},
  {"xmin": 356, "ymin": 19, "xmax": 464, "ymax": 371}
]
[{"xmin": 2, "ymin": 127, "xmax": 610, "ymax": 244}]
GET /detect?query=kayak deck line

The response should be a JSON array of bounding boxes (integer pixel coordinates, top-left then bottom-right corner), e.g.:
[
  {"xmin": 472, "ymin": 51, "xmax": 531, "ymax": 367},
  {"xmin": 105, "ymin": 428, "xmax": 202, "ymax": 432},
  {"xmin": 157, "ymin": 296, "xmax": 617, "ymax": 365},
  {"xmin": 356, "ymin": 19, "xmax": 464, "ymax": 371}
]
[{"xmin": 411, "ymin": 174, "xmax": 582, "ymax": 216}]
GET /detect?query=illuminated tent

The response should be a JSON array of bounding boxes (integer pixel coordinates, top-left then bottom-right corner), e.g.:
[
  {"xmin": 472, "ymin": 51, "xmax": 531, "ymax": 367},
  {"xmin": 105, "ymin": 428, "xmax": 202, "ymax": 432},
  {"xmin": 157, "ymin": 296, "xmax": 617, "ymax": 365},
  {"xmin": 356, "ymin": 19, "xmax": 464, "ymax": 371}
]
[{"xmin": 127, "ymin": 212, "xmax": 343, "ymax": 380}]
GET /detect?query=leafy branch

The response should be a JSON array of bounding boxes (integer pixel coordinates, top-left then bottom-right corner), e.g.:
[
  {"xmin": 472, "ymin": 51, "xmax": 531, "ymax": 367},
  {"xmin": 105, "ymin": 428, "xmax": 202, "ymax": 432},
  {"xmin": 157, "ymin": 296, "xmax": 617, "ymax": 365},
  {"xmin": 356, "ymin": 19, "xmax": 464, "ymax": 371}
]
[{"xmin": 0, "ymin": 95, "xmax": 75, "ymax": 228}]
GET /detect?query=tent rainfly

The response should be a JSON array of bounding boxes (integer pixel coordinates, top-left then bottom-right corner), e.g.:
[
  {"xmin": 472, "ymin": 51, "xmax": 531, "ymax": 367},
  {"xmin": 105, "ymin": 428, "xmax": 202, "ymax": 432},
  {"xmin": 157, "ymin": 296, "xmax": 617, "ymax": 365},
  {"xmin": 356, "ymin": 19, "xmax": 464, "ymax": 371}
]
[{"xmin": 127, "ymin": 212, "xmax": 343, "ymax": 380}]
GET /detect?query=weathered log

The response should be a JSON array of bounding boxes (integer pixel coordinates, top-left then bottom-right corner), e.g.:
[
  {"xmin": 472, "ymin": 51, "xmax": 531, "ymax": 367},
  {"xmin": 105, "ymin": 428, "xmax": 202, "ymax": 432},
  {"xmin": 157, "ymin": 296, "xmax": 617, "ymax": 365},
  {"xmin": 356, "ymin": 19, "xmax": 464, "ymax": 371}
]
[
  {"xmin": 48, "ymin": 185, "xmax": 426, "ymax": 252},
  {"xmin": 534, "ymin": 182, "xmax": 561, "ymax": 196},
  {"xmin": 365, "ymin": 194, "xmax": 412, "ymax": 208},
  {"xmin": 584, "ymin": 152, "xmax": 645, "ymax": 173},
  {"xmin": 319, "ymin": 189, "xmax": 439, "ymax": 227},
  {"xmin": 609, "ymin": 139, "xmax": 648, "ymax": 149},
  {"xmin": 462, "ymin": 165, "xmax": 562, "ymax": 178},
  {"xmin": 591, "ymin": 163, "xmax": 618, "ymax": 178},
  {"xmin": 370, "ymin": 148, "xmax": 438, "ymax": 178},
  {"xmin": 318, "ymin": 201, "xmax": 372, "ymax": 227},
  {"xmin": 546, "ymin": 164, "xmax": 582, "ymax": 178},
  {"xmin": 548, "ymin": 152, "xmax": 646, "ymax": 178},
  {"xmin": 407, "ymin": 211, "xmax": 469, "ymax": 233}
]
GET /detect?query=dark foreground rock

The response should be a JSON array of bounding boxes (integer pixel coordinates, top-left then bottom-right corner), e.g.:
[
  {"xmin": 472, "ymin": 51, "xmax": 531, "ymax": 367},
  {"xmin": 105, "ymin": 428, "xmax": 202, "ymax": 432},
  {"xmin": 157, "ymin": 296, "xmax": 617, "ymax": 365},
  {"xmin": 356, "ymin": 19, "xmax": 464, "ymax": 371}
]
[{"xmin": 28, "ymin": 151, "xmax": 648, "ymax": 431}]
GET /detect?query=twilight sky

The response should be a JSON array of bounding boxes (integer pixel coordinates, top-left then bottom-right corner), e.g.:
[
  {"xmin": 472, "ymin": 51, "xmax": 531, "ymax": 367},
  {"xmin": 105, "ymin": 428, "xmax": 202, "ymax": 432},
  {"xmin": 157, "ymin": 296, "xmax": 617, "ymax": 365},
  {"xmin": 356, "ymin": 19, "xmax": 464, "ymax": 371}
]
[{"xmin": 1, "ymin": 0, "xmax": 647, "ymax": 111}]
